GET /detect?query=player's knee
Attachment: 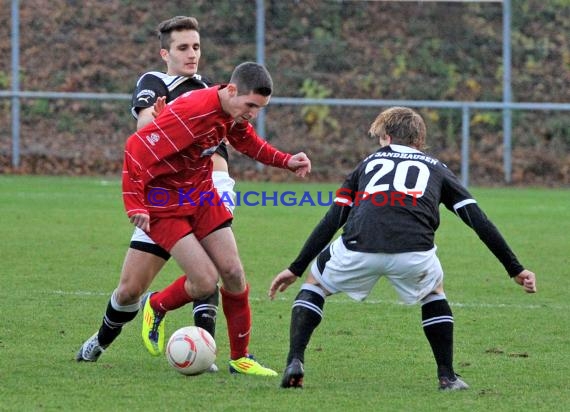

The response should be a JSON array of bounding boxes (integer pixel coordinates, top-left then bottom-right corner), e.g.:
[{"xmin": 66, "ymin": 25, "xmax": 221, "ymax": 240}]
[
  {"xmin": 420, "ymin": 290, "xmax": 446, "ymax": 305},
  {"xmin": 188, "ymin": 276, "xmax": 218, "ymax": 300},
  {"xmin": 218, "ymin": 263, "xmax": 245, "ymax": 289},
  {"xmin": 115, "ymin": 284, "xmax": 145, "ymax": 305}
]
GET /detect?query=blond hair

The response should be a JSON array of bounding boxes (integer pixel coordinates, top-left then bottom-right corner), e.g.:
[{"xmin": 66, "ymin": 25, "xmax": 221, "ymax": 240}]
[{"xmin": 369, "ymin": 107, "xmax": 427, "ymax": 150}]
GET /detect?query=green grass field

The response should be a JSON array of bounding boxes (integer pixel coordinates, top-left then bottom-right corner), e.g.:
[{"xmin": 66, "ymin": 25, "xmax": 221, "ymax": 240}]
[{"xmin": 0, "ymin": 176, "xmax": 568, "ymax": 411}]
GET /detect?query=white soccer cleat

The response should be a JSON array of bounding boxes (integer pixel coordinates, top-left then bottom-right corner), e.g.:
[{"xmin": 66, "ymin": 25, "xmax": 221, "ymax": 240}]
[{"xmin": 76, "ymin": 332, "xmax": 105, "ymax": 362}]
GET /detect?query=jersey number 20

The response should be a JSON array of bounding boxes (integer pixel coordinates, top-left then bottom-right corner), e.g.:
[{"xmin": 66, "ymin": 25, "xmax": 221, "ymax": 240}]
[{"xmin": 364, "ymin": 159, "xmax": 430, "ymax": 197}]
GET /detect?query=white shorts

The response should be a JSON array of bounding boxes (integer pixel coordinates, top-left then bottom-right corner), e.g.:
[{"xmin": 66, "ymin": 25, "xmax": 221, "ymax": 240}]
[
  {"xmin": 130, "ymin": 171, "xmax": 236, "ymax": 245},
  {"xmin": 310, "ymin": 237, "xmax": 443, "ymax": 304}
]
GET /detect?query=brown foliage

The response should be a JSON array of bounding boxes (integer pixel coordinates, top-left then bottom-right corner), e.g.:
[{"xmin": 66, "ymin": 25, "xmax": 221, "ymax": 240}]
[{"xmin": 1, "ymin": 0, "xmax": 569, "ymax": 185}]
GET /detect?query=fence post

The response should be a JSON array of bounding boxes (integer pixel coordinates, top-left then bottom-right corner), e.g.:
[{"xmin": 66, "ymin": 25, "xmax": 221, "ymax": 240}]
[
  {"xmin": 255, "ymin": 0, "xmax": 266, "ymax": 171},
  {"xmin": 461, "ymin": 106, "xmax": 470, "ymax": 187},
  {"xmin": 502, "ymin": 0, "xmax": 513, "ymax": 183},
  {"xmin": 11, "ymin": 0, "xmax": 21, "ymax": 168}
]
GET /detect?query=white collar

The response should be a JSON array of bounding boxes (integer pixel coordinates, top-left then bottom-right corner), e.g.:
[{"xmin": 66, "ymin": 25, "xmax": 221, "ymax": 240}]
[{"xmin": 389, "ymin": 144, "xmax": 422, "ymax": 154}]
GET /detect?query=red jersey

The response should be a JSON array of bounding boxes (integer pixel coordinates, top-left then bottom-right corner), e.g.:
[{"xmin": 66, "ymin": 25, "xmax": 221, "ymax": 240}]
[{"xmin": 122, "ymin": 86, "xmax": 292, "ymax": 218}]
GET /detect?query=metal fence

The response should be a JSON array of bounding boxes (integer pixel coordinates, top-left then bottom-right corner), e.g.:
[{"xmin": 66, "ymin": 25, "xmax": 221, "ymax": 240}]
[{"xmin": 2, "ymin": 0, "xmax": 569, "ymax": 186}]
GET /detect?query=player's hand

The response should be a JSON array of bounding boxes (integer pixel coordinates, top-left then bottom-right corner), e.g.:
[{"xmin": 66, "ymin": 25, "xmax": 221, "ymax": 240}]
[
  {"xmin": 287, "ymin": 152, "xmax": 311, "ymax": 178},
  {"xmin": 152, "ymin": 96, "xmax": 167, "ymax": 118},
  {"xmin": 129, "ymin": 213, "xmax": 150, "ymax": 232},
  {"xmin": 268, "ymin": 269, "xmax": 298, "ymax": 300},
  {"xmin": 513, "ymin": 269, "xmax": 537, "ymax": 293}
]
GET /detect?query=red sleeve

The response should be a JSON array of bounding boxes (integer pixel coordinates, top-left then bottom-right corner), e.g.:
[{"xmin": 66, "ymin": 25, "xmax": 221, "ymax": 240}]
[
  {"xmin": 121, "ymin": 124, "xmax": 185, "ymax": 218},
  {"xmin": 227, "ymin": 122, "xmax": 292, "ymax": 168},
  {"xmin": 121, "ymin": 102, "xmax": 198, "ymax": 217},
  {"xmin": 122, "ymin": 144, "xmax": 149, "ymax": 218}
]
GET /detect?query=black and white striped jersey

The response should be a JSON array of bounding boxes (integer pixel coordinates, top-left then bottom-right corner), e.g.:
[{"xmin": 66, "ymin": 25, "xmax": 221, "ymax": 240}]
[
  {"xmin": 129, "ymin": 71, "xmax": 229, "ymax": 161},
  {"xmin": 338, "ymin": 144, "xmax": 472, "ymax": 253},
  {"xmin": 289, "ymin": 144, "xmax": 524, "ymax": 278},
  {"xmin": 130, "ymin": 72, "xmax": 213, "ymax": 118}
]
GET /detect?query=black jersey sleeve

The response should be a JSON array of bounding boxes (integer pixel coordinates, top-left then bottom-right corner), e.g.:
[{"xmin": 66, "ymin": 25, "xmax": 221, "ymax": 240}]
[
  {"xmin": 288, "ymin": 169, "xmax": 360, "ymax": 276},
  {"xmin": 130, "ymin": 73, "xmax": 169, "ymax": 118},
  {"xmin": 215, "ymin": 141, "xmax": 229, "ymax": 162},
  {"xmin": 455, "ymin": 202, "xmax": 524, "ymax": 277},
  {"xmin": 440, "ymin": 166, "xmax": 524, "ymax": 277},
  {"xmin": 288, "ymin": 202, "xmax": 352, "ymax": 276}
]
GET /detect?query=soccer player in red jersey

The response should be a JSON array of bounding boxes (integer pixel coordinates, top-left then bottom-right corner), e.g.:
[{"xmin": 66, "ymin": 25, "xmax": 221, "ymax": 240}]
[
  {"xmin": 124, "ymin": 62, "xmax": 310, "ymax": 376},
  {"xmin": 76, "ymin": 17, "xmax": 229, "ymax": 372}
]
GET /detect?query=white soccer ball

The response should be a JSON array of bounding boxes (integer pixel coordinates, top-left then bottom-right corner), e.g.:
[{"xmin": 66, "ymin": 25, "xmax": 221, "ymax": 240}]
[{"xmin": 165, "ymin": 326, "xmax": 217, "ymax": 376}]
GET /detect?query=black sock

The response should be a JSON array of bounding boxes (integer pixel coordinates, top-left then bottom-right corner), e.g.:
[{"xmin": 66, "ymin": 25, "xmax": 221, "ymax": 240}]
[
  {"xmin": 97, "ymin": 293, "xmax": 139, "ymax": 347},
  {"xmin": 287, "ymin": 287, "xmax": 325, "ymax": 365},
  {"xmin": 193, "ymin": 286, "xmax": 219, "ymax": 338},
  {"xmin": 421, "ymin": 298, "xmax": 455, "ymax": 379}
]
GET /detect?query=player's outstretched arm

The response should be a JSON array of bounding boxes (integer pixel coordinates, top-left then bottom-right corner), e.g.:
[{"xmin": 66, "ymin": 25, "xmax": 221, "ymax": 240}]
[
  {"xmin": 513, "ymin": 269, "xmax": 537, "ymax": 293},
  {"xmin": 287, "ymin": 152, "xmax": 312, "ymax": 178},
  {"xmin": 268, "ymin": 269, "xmax": 298, "ymax": 300}
]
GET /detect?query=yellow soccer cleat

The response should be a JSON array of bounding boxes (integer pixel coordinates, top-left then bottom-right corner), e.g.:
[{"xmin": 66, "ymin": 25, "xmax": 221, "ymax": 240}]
[
  {"xmin": 141, "ymin": 292, "xmax": 165, "ymax": 356},
  {"xmin": 229, "ymin": 354, "xmax": 278, "ymax": 376}
]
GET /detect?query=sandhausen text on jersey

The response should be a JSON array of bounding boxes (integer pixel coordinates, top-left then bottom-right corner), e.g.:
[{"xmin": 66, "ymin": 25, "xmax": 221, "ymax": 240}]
[{"xmin": 364, "ymin": 150, "xmax": 439, "ymax": 166}]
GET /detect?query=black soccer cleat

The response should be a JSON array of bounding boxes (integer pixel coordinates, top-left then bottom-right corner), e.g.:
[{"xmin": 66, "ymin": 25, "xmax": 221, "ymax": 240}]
[{"xmin": 281, "ymin": 358, "xmax": 304, "ymax": 388}]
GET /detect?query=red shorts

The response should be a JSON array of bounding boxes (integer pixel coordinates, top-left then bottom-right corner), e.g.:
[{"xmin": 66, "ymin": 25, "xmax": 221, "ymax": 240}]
[{"xmin": 147, "ymin": 201, "xmax": 233, "ymax": 252}]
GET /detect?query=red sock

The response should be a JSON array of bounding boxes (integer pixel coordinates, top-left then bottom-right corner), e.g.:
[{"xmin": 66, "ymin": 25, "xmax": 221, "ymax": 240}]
[
  {"xmin": 221, "ymin": 284, "xmax": 251, "ymax": 360},
  {"xmin": 150, "ymin": 275, "xmax": 192, "ymax": 313}
]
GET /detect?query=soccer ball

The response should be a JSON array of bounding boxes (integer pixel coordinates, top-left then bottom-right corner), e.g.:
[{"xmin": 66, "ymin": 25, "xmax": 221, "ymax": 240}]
[{"xmin": 165, "ymin": 326, "xmax": 217, "ymax": 376}]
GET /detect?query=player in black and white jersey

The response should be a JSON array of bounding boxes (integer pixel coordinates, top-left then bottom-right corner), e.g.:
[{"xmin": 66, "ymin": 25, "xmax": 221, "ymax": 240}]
[
  {"xmin": 77, "ymin": 17, "xmax": 231, "ymax": 371},
  {"xmin": 268, "ymin": 107, "xmax": 537, "ymax": 390}
]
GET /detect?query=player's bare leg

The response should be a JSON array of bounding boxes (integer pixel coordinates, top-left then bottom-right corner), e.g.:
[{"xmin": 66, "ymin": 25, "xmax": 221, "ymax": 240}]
[
  {"xmin": 77, "ymin": 249, "xmax": 166, "ymax": 361},
  {"xmin": 201, "ymin": 228, "xmax": 277, "ymax": 376}
]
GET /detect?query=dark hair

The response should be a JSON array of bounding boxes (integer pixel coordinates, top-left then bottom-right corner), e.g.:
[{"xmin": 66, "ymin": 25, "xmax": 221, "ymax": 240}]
[
  {"xmin": 230, "ymin": 62, "xmax": 273, "ymax": 97},
  {"xmin": 157, "ymin": 16, "xmax": 200, "ymax": 50}
]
